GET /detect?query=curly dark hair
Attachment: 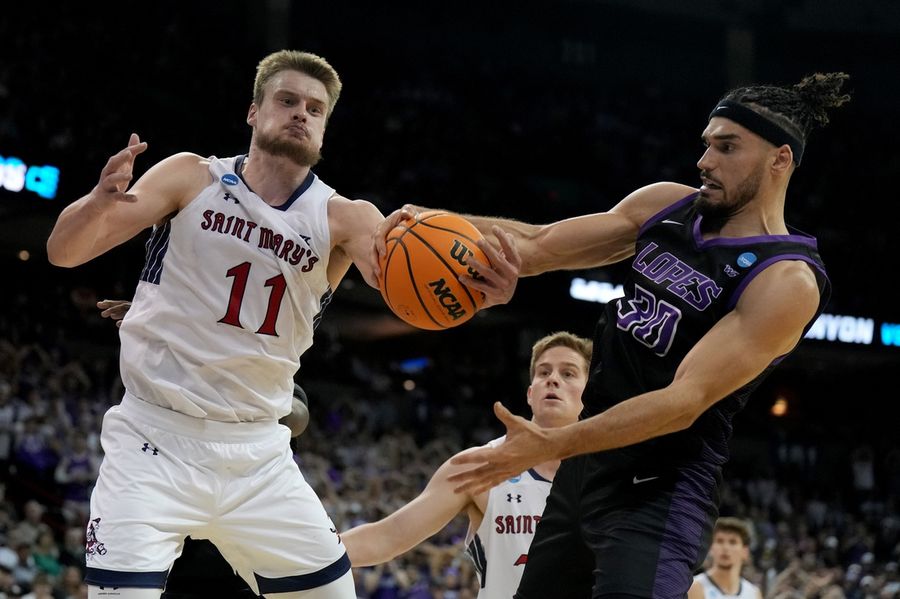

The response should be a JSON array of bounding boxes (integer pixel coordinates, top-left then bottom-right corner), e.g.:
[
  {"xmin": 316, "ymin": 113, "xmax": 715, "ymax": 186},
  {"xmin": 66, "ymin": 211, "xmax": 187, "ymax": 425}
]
[{"xmin": 721, "ymin": 72, "xmax": 851, "ymax": 142}]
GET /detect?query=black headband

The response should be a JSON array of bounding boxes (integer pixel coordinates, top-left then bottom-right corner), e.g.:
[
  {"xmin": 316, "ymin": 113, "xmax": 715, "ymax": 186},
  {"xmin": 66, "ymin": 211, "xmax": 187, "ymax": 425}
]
[{"xmin": 708, "ymin": 100, "xmax": 804, "ymax": 165}]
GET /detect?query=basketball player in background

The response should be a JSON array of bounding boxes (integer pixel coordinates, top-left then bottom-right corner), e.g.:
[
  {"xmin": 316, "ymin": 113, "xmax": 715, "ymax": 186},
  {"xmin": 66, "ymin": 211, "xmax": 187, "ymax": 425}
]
[
  {"xmin": 376, "ymin": 73, "xmax": 850, "ymax": 598},
  {"xmin": 688, "ymin": 518, "xmax": 762, "ymax": 599},
  {"xmin": 46, "ymin": 49, "xmax": 515, "ymax": 598},
  {"xmin": 341, "ymin": 331, "xmax": 590, "ymax": 598}
]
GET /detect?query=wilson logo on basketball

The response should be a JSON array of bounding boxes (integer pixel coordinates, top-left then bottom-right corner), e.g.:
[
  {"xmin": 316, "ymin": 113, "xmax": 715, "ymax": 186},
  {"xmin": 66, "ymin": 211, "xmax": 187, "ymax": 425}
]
[{"xmin": 449, "ymin": 239, "xmax": 484, "ymax": 280}]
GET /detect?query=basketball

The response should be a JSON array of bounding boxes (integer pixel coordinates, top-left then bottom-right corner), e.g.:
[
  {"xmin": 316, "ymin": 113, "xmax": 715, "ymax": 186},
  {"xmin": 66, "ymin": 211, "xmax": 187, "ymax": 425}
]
[{"xmin": 378, "ymin": 211, "xmax": 490, "ymax": 330}]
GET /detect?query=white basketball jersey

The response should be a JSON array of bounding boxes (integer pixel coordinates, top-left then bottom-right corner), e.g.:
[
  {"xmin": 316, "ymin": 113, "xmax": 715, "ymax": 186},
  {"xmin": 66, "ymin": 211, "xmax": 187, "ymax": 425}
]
[
  {"xmin": 119, "ymin": 155, "xmax": 334, "ymax": 422},
  {"xmin": 694, "ymin": 573, "xmax": 759, "ymax": 599},
  {"xmin": 466, "ymin": 437, "xmax": 551, "ymax": 599}
]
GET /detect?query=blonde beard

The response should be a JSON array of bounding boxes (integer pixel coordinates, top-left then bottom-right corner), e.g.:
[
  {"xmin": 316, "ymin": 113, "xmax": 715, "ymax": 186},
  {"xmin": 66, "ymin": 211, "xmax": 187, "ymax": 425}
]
[{"xmin": 255, "ymin": 130, "xmax": 322, "ymax": 167}]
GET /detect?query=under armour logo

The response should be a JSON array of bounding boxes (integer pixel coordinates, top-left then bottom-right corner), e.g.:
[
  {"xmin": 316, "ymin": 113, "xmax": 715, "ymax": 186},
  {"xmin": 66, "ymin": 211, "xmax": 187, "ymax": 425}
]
[
  {"xmin": 141, "ymin": 443, "xmax": 159, "ymax": 455},
  {"xmin": 724, "ymin": 264, "xmax": 738, "ymax": 277},
  {"xmin": 223, "ymin": 192, "xmax": 240, "ymax": 204},
  {"xmin": 506, "ymin": 493, "xmax": 522, "ymax": 503}
]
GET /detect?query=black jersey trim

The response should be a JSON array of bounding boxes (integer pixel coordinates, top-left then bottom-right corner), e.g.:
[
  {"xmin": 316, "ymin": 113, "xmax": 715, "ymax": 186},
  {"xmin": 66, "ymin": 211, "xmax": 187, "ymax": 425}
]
[
  {"xmin": 254, "ymin": 552, "xmax": 350, "ymax": 593},
  {"xmin": 86, "ymin": 567, "xmax": 168, "ymax": 588},
  {"xmin": 466, "ymin": 533, "xmax": 488, "ymax": 588},
  {"xmin": 233, "ymin": 154, "xmax": 317, "ymax": 212},
  {"xmin": 139, "ymin": 221, "xmax": 171, "ymax": 285},
  {"xmin": 527, "ymin": 468, "xmax": 551, "ymax": 483}
]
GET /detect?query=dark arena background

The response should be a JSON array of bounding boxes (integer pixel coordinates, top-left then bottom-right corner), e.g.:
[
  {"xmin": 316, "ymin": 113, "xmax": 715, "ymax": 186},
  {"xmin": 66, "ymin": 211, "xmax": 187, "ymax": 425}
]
[{"xmin": 1, "ymin": 1, "xmax": 899, "ymax": 597}]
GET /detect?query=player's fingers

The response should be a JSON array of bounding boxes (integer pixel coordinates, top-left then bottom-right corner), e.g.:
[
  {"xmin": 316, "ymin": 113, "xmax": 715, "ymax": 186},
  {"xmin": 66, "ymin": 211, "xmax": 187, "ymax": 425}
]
[
  {"xmin": 450, "ymin": 467, "xmax": 503, "ymax": 495},
  {"xmin": 493, "ymin": 227, "xmax": 522, "ymax": 266},
  {"xmin": 450, "ymin": 447, "xmax": 492, "ymax": 466},
  {"xmin": 100, "ymin": 172, "xmax": 133, "ymax": 190},
  {"xmin": 374, "ymin": 210, "xmax": 408, "ymax": 257},
  {"xmin": 473, "ymin": 240, "xmax": 518, "ymax": 279}
]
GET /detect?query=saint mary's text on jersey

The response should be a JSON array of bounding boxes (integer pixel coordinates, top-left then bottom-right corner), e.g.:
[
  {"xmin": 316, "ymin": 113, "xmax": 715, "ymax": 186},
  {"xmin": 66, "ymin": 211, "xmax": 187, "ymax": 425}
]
[{"xmin": 200, "ymin": 209, "xmax": 319, "ymax": 271}]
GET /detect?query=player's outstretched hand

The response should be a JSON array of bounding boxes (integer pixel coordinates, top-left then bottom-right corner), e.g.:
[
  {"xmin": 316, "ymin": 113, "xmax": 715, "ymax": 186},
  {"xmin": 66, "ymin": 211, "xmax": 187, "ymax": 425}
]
[
  {"xmin": 94, "ymin": 133, "xmax": 148, "ymax": 206},
  {"xmin": 448, "ymin": 402, "xmax": 553, "ymax": 495},
  {"xmin": 461, "ymin": 225, "xmax": 521, "ymax": 309},
  {"xmin": 97, "ymin": 299, "xmax": 132, "ymax": 328}
]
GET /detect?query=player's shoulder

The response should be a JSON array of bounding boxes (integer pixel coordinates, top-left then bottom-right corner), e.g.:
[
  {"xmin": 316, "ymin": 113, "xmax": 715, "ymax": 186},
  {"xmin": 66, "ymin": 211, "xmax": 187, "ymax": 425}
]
[
  {"xmin": 327, "ymin": 193, "xmax": 379, "ymax": 213},
  {"xmin": 612, "ymin": 182, "xmax": 698, "ymax": 227},
  {"xmin": 327, "ymin": 194, "xmax": 384, "ymax": 240},
  {"xmin": 161, "ymin": 151, "xmax": 210, "ymax": 171}
]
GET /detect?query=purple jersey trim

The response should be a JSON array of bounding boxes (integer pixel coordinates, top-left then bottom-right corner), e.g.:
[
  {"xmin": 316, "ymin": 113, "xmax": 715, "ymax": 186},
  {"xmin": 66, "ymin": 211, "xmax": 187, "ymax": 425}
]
[
  {"xmin": 693, "ymin": 216, "xmax": 819, "ymax": 250},
  {"xmin": 653, "ymin": 465, "xmax": 718, "ymax": 598},
  {"xmin": 726, "ymin": 254, "xmax": 827, "ymax": 311},
  {"xmin": 727, "ymin": 254, "xmax": 829, "ymax": 363},
  {"xmin": 637, "ymin": 191, "xmax": 700, "ymax": 237}
]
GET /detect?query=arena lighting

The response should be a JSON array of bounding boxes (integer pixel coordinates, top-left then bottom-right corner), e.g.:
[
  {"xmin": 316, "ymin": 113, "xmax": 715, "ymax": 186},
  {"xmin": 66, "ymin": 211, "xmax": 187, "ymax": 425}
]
[
  {"xmin": 569, "ymin": 276, "xmax": 900, "ymax": 348},
  {"xmin": 771, "ymin": 398, "xmax": 788, "ymax": 417},
  {"xmin": 0, "ymin": 153, "xmax": 60, "ymax": 199}
]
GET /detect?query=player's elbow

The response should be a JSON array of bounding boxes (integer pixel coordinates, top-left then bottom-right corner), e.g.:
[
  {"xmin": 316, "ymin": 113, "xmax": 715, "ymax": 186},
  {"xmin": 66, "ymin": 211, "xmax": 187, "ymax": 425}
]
[
  {"xmin": 669, "ymin": 386, "xmax": 716, "ymax": 432},
  {"xmin": 46, "ymin": 240, "xmax": 76, "ymax": 267}
]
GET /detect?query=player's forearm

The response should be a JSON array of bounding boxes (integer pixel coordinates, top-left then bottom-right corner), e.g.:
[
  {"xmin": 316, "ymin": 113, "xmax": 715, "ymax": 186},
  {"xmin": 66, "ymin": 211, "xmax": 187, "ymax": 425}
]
[
  {"xmin": 550, "ymin": 386, "xmax": 707, "ymax": 460},
  {"xmin": 47, "ymin": 191, "xmax": 112, "ymax": 267},
  {"xmin": 342, "ymin": 523, "xmax": 408, "ymax": 566},
  {"xmin": 461, "ymin": 214, "xmax": 546, "ymax": 276}
]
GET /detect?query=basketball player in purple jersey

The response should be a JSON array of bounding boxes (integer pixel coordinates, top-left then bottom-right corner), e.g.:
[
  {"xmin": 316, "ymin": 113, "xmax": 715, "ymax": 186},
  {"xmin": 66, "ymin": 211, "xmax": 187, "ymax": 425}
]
[{"xmin": 377, "ymin": 73, "xmax": 850, "ymax": 598}]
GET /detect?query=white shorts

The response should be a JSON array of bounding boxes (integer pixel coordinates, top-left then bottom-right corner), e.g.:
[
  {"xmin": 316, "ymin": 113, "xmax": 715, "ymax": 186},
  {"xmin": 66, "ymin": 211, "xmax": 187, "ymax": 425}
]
[{"xmin": 85, "ymin": 392, "xmax": 349, "ymax": 595}]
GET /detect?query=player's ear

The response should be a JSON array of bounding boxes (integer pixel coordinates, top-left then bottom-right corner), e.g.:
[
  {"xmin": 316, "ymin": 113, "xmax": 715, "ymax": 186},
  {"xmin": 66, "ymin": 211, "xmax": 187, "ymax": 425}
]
[
  {"xmin": 771, "ymin": 144, "xmax": 793, "ymax": 173},
  {"xmin": 247, "ymin": 103, "xmax": 258, "ymax": 127}
]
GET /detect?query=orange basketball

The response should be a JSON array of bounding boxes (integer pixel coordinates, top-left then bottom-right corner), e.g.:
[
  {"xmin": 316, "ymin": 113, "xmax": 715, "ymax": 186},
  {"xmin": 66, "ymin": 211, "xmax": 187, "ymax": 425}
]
[{"xmin": 378, "ymin": 211, "xmax": 489, "ymax": 330}]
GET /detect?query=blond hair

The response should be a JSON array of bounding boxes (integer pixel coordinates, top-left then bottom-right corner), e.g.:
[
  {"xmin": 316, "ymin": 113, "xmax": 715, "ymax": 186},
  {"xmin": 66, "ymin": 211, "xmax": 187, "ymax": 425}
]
[
  {"xmin": 529, "ymin": 331, "xmax": 592, "ymax": 379},
  {"xmin": 253, "ymin": 50, "xmax": 343, "ymax": 119},
  {"xmin": 714, "ymin": 517, "xmax": 752, "ymax": 547}
]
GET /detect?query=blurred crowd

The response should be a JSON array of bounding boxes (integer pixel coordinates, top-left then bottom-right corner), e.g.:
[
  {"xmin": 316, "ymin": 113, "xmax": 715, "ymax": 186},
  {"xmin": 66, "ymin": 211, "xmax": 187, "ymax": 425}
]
[
  {"xmin": 0, "ymin": 276, "xmax": 898, "ymax": 598},
  {"xmin": 2, "ymin": 3, "xmax": 899, "ymax": 598}
]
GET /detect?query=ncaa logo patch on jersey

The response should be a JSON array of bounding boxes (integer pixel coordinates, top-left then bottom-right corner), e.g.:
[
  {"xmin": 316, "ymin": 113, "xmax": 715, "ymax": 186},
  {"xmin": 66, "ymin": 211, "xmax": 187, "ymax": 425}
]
[
  {"xmin": 737, "ymin": 252, "xmax": 757, "ymax": 268},
  {"xmin": 508, "ymin": 475, "xmax": 522, "ymax": 483},
  {"xmin": 222, "ymin": 173, "xmax": 239, "ymax": 186}
]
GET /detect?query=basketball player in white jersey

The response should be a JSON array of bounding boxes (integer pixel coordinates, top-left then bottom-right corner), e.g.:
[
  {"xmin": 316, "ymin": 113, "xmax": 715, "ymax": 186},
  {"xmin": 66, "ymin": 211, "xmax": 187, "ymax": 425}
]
[
  {"xmin": 340, "ymin": 331, "xmax": 591, "ymax": 598},
  {"xmin": 688, "ymin": 518, "xmax": 762, "ymax": 599},
  {"xmin": 45, "ymin": 50, "xmax": 409, "ymax": 599}
]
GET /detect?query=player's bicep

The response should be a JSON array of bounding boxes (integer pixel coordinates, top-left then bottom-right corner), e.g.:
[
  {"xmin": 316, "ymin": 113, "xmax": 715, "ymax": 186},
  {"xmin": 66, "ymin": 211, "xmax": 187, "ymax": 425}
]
[
  {"xmin": 103, "ymin": 153, "xmax": 209, "ymax": 248},
  {"xmin": 673, "ymin": 262, "xmax": 820, "ymax": 410},
  {"xmin": 525, "ymin": 182, "xmax": 696, "ymax": 274},
  {"xmin": 329, "ymin": 196, "xmax": 384, "ymax": 288}
]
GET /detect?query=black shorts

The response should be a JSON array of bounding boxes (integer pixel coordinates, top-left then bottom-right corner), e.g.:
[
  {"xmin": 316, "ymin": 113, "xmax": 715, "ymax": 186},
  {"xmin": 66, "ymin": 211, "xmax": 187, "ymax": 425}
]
[
  {"xmin": 162, "ymin": 538, "xmax": 260, "ymax": 599},
  {"xmin": 515, "ymin": 451, "xmax": 721, "ymax": 599}
]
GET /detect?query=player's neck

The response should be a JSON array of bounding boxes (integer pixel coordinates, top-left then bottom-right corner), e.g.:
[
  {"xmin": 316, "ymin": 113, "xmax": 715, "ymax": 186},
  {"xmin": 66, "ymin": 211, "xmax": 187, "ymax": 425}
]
[
  {"xmin": 707, "ymin": 566, "xmax": 741, "ymax": 594},
  {"xmin": 241, "ymin": 153, "xmax": 312, "ymax": 206},
  {"xmin": 532, "ymin": 459, "xmax": 561, "ymax": 481}
]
